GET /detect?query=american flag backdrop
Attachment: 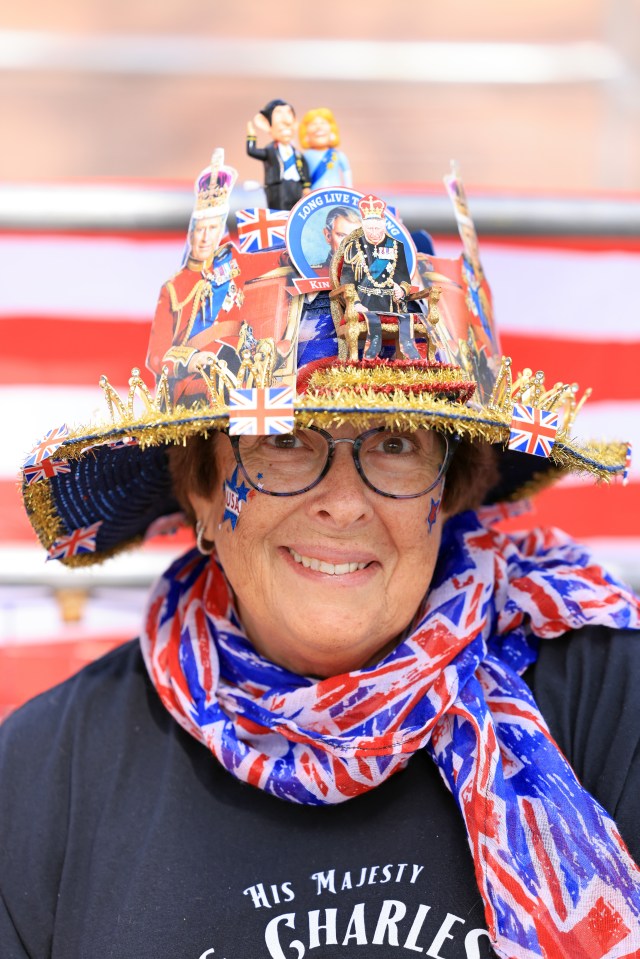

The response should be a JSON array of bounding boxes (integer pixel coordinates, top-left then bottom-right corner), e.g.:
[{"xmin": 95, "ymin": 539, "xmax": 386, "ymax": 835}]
[{"xmin": 2, "ymin": 214, "xmax": 640, "ymax": 714}]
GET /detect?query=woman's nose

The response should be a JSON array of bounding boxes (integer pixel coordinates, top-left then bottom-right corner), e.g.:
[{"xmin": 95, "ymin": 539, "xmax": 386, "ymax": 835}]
[{"xmin": 307, "ymin": 442, "xmax": 373, "ymax": 527}]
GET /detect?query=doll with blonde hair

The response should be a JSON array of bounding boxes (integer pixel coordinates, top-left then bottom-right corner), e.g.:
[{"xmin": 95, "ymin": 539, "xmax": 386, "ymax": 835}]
[{"xmin": 299, "ymin": 107, "xmax": 352, "ymax": 189}]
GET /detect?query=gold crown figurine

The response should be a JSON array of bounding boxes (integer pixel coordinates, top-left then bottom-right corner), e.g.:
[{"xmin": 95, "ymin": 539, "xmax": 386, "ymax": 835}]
[
  {"xmin": 193, "ymin": 148, "xmax": 238, "ymax": 218},
  {"xmin": 358, "ymin": 194, "xmax": 386, "ymax": 220}
]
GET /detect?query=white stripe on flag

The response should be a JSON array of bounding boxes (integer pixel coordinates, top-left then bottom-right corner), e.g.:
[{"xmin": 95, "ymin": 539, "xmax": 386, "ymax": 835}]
[
  {"xmin": 0, "ymin": 385, "xmax": 126, "ymax": 479},
  {"xmin": 0, "ymin": 235, "xmax": 182, "ymax": 319},
  {"xmin": 434, "ymin": 240, "xmax": 640, "ymax": 340}
]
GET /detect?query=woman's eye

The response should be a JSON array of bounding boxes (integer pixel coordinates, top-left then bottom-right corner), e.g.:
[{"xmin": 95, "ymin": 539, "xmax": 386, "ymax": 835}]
[
  {"xmin": 267, "ymin": 433, "xmax": 300, "ymax": 450},
  {"xmin": 377, "ymin": 435, "xmax": 416, "ymax": 455}
]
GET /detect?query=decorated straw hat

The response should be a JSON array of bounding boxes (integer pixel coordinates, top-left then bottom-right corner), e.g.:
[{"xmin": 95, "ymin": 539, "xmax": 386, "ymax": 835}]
[{"xmin": 20, "ymin": 154, "xmax": 631, "ymax": 567}]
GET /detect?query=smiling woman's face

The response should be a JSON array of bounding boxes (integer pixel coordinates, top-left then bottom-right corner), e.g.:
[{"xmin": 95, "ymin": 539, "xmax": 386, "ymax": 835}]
[{"xmin": 190, "ymin": 427, "xmax": 449, "ymax": 678}]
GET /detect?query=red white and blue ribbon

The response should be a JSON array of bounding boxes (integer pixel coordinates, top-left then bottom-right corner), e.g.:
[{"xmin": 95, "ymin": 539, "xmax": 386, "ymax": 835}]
[{"xmin": 141, "ymin": 511, "xmax": 640, "ymax": 958}]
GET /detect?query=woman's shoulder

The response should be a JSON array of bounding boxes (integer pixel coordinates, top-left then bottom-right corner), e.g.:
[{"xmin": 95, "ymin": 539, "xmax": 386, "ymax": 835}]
[
  {"xmin": 527, "ymin": 624, "xmax": 640, "ymax": 862},
  {"xmin": 528, "ymin": 623, "xmax": 640, "ymax": 705}
]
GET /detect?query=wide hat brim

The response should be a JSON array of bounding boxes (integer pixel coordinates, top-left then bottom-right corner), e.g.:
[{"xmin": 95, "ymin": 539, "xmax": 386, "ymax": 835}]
[{"xmin": 22, "ymin": 357, "xmax": 628, "ymax": 567}]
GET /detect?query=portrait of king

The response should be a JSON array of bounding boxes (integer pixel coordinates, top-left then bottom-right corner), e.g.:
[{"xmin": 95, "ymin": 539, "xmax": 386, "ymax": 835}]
[{"xmin": 146, "ymin": 149, "xmax": 247, "ymax": 403}]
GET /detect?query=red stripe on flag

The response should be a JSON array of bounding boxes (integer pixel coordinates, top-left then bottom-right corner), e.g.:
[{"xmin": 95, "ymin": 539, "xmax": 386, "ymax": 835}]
[
  {"xmin": 0, "ymin": 480, "xmax": 195, "ymax": 550},
  {"xmin": 1, "ymin": 482, "xmax": 32, "ymax": 541},
  {"xmin": 4, "ymin": 321, "xmax": 640, "ymax": 403},
  {"xmin": 2, "ymin": 316, "xmax": 152, "ymax": 385},
  {"xmin": 500, "ymin": 333, "xmax": 640, "ymax": 403},
  {"xmin": 0, "ymin": 639, "xmax": 127, "ymax": 720},
  {"xmin": 498, "ymin": 481, "xmax": 640, "ymax": 541}
]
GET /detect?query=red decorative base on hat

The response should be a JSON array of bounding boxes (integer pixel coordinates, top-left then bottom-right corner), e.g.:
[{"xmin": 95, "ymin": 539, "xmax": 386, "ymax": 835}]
[{"xmin": 297, "ymin": 357, "xmax": 477, "ymax": 405}]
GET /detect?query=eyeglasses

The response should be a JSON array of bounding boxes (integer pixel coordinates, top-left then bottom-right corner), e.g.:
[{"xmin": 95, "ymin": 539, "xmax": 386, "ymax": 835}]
[{"xmin": 228, "ymin": 426, "xmax": 457, "ymax": 499}]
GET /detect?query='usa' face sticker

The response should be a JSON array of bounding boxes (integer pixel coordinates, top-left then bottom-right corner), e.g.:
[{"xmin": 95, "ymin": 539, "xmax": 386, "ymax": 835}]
[{"xmin": 222, "ymin": 466, "xmax": 251, "ymax": 531}]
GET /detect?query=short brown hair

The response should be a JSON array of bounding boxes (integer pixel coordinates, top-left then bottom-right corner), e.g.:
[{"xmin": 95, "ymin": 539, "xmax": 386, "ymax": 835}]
[
  {"xmin": 442, "ymin": 438, "xmax": 500, "ymax": 515},
  {"xmin": 167, "ymin": 434, "xmax": 219, "ymax": 526}
]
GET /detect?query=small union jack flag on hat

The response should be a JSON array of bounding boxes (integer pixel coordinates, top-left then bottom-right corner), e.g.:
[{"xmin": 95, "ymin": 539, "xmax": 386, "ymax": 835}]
[
  {"xmin": 228, "ymin": 386, "xmax": 294, "ymax": 436},
  {"xmin": 23, "ymin": 424, "xmax": 69, "ymax": 468},
  {"xmin": 508, "ymin": 404, "xmax": 558, "ymax": 458},
  {"xmin": 623, "ymin": 442, "xmax": 632, "ymax": 486},
  {"xmin": 236, "ymin": 208, "xmax": 287, "ymax": 253},
  {"xmin": 23, "ymin": 458, "xmax": 71, "ymax": 486},
  {"xmin": 47, "ymin": 520, "xmax": 103, "ymax": 561}
]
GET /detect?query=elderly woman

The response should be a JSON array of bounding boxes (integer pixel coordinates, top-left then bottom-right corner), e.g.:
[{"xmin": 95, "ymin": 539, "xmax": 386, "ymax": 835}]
[{"xmin": 2, "ymin": 162, "xmax": 640, "ymax": 959}]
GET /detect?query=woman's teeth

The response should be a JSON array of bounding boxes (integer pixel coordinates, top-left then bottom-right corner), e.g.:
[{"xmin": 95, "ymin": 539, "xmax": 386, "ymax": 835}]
[{"xmin": 289, "ymin": 549, "xmax": 369, "ymax": 575}]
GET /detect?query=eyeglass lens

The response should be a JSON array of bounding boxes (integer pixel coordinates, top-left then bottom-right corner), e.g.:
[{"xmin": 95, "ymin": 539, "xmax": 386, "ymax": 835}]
[{"xmin": 235, "ymin": 428, "xmax": 449, "ymax": 497}]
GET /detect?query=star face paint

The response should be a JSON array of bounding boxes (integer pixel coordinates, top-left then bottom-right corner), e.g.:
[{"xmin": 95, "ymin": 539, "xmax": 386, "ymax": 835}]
[
  {"xmin": 222, "ymin": 466, "xmax": 251, "ymax": 530},
  {"xmin": 427, "ymin": 496, "xmax": 441, "ymax": 533}
]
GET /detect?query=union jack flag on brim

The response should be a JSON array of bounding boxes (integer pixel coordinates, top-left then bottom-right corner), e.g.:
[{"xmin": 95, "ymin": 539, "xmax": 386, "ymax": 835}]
[
  {"xmin": 235, "ymin": 208, "xmax": 287, "ymax": 252},
  {"xmin": 228, "ymin": 386, "xmax": 294, "ymax": 436},
  {"xmin": 622, "ymin": 442, "xmax": 633, "ymax": 486},
  {"xmin": 23, "ymin": 424, "xmax": 69, "ymax": 468},
  {"xmin": 508, "ymin": 404, "xmax": 558, "ymax": 458},
  {"xmin": 23, "ymin": 458, "xmax": 71, "ymax": 486},
  {"xmin": 47, "ymin": 520, "xmax": 103, "ymax": 561}
]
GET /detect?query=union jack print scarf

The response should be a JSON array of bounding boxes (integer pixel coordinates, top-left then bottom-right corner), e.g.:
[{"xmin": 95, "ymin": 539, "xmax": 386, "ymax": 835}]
[{"xmin": 141, "ymin": 511, "xmax": 640, "ymax": 958}]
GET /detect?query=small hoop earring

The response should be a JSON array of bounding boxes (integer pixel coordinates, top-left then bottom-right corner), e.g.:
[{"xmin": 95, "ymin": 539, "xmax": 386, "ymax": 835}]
[{"xmin": 196, "ymin": 520, "xmax": 214, "ymax": 556}]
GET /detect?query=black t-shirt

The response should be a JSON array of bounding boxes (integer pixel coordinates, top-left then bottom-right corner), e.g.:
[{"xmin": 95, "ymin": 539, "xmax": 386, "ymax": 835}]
[{"xmin": 1, "ymin": 627, "xmax": 640, "ymax": 959}]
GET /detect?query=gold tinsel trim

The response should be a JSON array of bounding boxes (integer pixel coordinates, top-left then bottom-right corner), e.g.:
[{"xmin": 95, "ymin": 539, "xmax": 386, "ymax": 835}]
[
  {"xmin": 23, "ymin": 477, "xmax": 63, "ymax": 549},
  {"xmin": 51, "ymin": 408, "xmax": 229, "ymax": 461}
]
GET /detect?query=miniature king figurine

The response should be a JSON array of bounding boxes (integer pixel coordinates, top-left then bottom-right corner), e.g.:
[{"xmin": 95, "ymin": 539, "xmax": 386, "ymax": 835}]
[
  {"xmin": 246, "ymin": 99, "xmax": 311, "ymax": 211},
  {"xmin": 338, "ymin": 194, "xmax": 420, "ymax": 360}
]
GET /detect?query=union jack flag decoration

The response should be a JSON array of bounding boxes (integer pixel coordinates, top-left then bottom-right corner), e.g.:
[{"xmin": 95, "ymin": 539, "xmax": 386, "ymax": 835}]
[
  {"xmin": 47, "ymin": 520, "xmax": 103, "ymax": 561},
  {"xmin": 23, "ymin": 424, "xmax": 69, "ymax": 468},
  {"xmin": 228, "ymin": 386, "xmax": 294, "ymax": 436},
  {"xmin": 235, "ymin": 208, "xmax": 287, "ymax": 252},
  {"xmin": 508, "ymin": 404, "xmax": 558, "ymax": 458},
  {"xmin": 623, "ymin": 442, "xmax": 632, "ymax": 486},
  {"xmin": 23, "ymin": 458, "xmax": 71, "ymax": 486}
]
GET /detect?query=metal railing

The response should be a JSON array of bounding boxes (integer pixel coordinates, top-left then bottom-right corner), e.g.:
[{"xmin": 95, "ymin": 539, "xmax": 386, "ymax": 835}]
[{"xmin": 2, "ymin": 182, "xmax": 640, "ymax": 237}]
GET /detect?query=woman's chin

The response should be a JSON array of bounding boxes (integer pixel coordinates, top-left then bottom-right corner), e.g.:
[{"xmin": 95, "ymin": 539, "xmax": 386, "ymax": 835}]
[{"xmin": 255, "ymin": 618, "xmax": 398, "ymax": 678}]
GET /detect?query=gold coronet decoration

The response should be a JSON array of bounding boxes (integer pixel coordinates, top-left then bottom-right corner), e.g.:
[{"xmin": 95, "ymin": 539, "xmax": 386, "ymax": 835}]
[{"xmin": 488, "ymin": 356, "xmax": 592, "ymax": 438}]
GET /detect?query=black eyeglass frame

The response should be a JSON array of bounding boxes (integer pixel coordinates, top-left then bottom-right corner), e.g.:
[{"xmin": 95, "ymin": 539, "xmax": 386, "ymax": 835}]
[{"xmin": 227, "ymin": 426, "xmax": 460, "ymax": 500}]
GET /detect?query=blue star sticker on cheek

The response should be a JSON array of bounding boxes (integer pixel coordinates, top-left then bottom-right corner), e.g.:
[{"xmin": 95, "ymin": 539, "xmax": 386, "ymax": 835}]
[
  {"xmin": 427, "ymin": 496, "xmax": 441, "ymax": 533},
  {"xmin": 222, "ymin": 466, "xmax": 251, "ymax": 531}
]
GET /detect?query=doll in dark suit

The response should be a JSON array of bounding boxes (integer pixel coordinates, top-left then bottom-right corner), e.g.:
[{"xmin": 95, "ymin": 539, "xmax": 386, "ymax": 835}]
[{"xmin": 246, "ymin": 99, "xmax": 310, "ymax": 211}]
